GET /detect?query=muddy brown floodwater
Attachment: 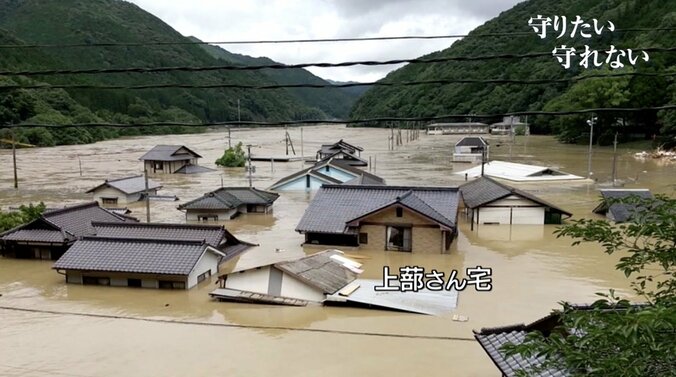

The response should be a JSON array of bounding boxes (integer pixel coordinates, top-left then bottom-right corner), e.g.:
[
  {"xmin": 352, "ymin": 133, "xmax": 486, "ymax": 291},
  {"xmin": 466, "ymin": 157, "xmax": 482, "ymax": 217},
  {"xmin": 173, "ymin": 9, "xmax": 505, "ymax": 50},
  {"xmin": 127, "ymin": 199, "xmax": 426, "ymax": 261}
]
[{"xmin": 0, "ymin": 125, "xmax": 674, "ymax": 377}]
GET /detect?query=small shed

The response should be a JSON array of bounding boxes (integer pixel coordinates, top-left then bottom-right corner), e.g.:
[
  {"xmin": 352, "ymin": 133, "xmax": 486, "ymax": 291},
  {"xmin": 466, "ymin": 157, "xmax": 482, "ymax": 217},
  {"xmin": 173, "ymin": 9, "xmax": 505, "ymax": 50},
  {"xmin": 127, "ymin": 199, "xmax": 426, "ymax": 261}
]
[
  {"xmin": 86, "ymin": 175, "xmax": 162, "ymax": 207},
  {"xmin": 210, "ymin": 250, "xmax": 361, "ymax": 305},
  {"xmin": 460, "ymin": 177, "xmax": 572, "ymax": 225},
  {"xmin": 177, "ymin": 187, "xmax": 280, "ymax": 221},
  {"xmin": 317, "ymin": 140, "xmax": 363, "ymax": 159},
  {"xmin": 592, "ymin": 189, "xmax": 653, "ymax": 222},
  {"xmin": 0, "ymin": 202, "xmax": 135, "ymax": 260},
  {"xmin": 453, "ymin": 137, "xmax": 489, "ymax": 163},
  {"xmin": 269, "ymin": 159, "xmax": 384, "ymax": 191},
  {"xmin": 53, "ymin": 237, "xmax": 225, "ymax": 289},
  {"xmin": 139, "ymin": 145, "xmax": 203, "ymax": 174},
  {"xmin": 455, "ymin": 161, "xmax": 584, "ymax": 182}
]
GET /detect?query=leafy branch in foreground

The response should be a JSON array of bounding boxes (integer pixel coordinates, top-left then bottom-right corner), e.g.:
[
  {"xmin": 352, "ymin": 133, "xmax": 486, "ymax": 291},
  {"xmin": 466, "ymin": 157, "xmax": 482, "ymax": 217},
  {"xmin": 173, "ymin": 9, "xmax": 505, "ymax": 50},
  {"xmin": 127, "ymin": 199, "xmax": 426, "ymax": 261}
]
[{"xmin": 503, "ymin": 195, "xmax": 676, "ymax": 377}]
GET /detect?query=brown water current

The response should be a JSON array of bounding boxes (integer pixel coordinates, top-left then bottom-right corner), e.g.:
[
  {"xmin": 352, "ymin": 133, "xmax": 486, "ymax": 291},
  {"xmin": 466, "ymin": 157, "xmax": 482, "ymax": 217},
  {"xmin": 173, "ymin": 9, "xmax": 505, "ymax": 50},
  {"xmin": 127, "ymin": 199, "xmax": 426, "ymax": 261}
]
[{"xmin": 0, "ymin": 125, "xmax": 674, "ymax": 376}]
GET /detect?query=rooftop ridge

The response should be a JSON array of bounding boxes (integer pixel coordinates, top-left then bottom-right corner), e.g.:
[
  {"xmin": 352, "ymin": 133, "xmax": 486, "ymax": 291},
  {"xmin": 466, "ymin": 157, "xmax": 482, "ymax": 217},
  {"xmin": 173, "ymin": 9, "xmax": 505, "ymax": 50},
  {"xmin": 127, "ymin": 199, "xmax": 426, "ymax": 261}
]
[
  {"xmin": 91, "ymin": 221, "xmax": 225, "ymax": 230},
  {"xmin": 80, "ymin": 236, "xmax": 207, "ymax": 246},
  {"xmin": 43, "ymin": 202, "xmax": 100, "ymax": 217},
  {"xmin": 399, "ymin": 192, "xmax": 456, "ymax": 226},
  {"xmin": 323, "ymin": 184, "xmax": 459, "ymax": 191},
  {"xmin": 105, "ymin": 174, "xmax": 144, "ymax": 183}
]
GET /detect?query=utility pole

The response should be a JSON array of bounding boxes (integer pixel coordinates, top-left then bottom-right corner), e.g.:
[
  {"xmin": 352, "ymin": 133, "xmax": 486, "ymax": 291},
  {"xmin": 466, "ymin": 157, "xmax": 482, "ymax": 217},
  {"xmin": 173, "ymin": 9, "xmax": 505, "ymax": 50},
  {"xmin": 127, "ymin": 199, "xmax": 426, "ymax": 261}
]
[
  {"xmin": 237, "ymin": 99, "xmax": 241, "ymax": 124},
  {"xmin": 587, "ymin": 114, "xmax": 596, "ymax": 179},
  {"xmin": 612, "ymin": 132, "xmax": 618, "ymax": 187},
  {"xmin": 78, "ymin": 155, "xmax": 83, "ymax": 177},
  {"xmin": 227, "ymin": 127, "xmax": 231, "ymax": 148},
  {"xmin": 246, "ymin": 144, "xmax": 253, "ymax": 188},
  {"xmin": 144, "ymin": 168, "xmax": 150, "ymax": 223},
  {"xmin": 481, "ymin": 147, "xmax": 486, "ymax": 177},
  {"xmin": 300, "ymin": 127, "xmax": 304, "ymax": 159},
  {"xmin": 11, "ymin": 129, "xmax": 18, "ymax": 189}
]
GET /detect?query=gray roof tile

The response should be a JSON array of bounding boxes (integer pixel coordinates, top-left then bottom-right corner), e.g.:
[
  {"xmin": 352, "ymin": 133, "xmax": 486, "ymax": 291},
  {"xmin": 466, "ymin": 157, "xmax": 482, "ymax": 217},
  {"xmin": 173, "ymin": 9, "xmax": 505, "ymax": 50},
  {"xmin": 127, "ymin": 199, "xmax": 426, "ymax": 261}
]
[
  {"xmin": 178, "ymin": 187, "xmax": 279, "ymax": 211},
  {"xmin": 87, "ymin": 175, "xmax": 162, "ymax": 195},
  {"xmin": 92, "ymin": 222, "xmax": 229, "ymax": 248},
  {"xmin": 269, "ymin": 159, "xmax": 384, "ymax": 190},
  {"xmin": 455, "ymin": 137, "xmax": 488, "ymax": 147},
  {"xmin": 274, "ymin": 250, "xmax": 358, "ymax": 294},
  {"xmin": 139, "ymin": 145, "xmax": 202, "ymax": 161},
  {"xmin": 595, "ymin": 189, "xmax": 653, "ymax": 222},
  {"xmin": 174, "ymin": 164, "xmax": 215, "ymax": 174},
  {"xmin": 53, "ymin": 237, "xmax": 216, "ymax": 275},
  {"xmin": 296, "ymin": 185, "xmax": 460, "ymax": 234}
]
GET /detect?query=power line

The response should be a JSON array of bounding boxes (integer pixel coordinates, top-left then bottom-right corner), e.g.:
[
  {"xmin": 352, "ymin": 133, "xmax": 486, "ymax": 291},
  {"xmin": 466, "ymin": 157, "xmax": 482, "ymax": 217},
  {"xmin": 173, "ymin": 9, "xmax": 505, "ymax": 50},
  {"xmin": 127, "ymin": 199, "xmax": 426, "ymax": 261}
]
[
  {"xmin": 2, "ymin": 105, "xmax": 674, "ymax": 129},
  {"xmin": 0, "ymin": 47, "xmax": 673, "ymax": 77},
  {"xmin": 0, "ymin": 28, "xmax": 673, "ymax": 48},
  {"xmin": 1, "ymin": 72, "xmax": 674, "ymax": 92},
  {"xmin": 0, "ymin": 306, "xmax": 475, "ymax": 342}
]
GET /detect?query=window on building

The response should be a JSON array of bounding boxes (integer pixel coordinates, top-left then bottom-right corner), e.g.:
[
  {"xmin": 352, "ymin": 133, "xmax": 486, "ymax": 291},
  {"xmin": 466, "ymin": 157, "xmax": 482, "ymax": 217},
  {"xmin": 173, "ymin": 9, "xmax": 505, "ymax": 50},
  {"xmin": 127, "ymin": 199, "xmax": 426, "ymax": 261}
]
[
  {"xmin": 153, "ymin": 161, "xmax": 164, "ymax": 170},
  {"xmin": 128, "ymin": 278, "xmax": 142, "ymax": 288},
  {"xmin": 101, "ymin": 197, "xmax": 118, "ymax": 206},
  {"xmin": 396, "ymin": 207, "xmax": 403, "ymax": 217},
  {"xmin": 197, "ymin": 270, "xmax": 211, "ymax": 283},
  {"xmin": 386, "ymin": 226, "xmax": 412, "ymax": 252},
  {"xmin": 83, "ymin": 276, "xmax": 110, "ymax": 286},
  {"xmin": 359, "ymin": 233, "xmax": 368, "ymax": 244},
  {"xmin": 197, "ymin": 215, "xmax": 218, "ymax": 221},
  {"xmin": 159, "ymin": 280, "xmax": 186, "ymax": 290}
]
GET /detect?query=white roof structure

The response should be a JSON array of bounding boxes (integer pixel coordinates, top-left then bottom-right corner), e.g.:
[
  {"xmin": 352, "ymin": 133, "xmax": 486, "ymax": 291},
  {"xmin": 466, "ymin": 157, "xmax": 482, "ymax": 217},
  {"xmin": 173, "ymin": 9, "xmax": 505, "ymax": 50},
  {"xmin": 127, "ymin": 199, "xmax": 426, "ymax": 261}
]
[{"xmin": 455, "ymin": 160, "xmax": 585, "ymax": 182}]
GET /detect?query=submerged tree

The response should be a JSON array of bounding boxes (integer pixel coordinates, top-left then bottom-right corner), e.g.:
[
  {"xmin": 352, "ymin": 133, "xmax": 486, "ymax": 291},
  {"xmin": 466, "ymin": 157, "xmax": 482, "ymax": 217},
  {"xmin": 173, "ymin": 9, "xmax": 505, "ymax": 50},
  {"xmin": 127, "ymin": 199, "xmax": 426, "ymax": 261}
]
[
  {"xmin": 504, "ymin": 195, "xmax": 676, "ymax": 376},
  {"xmin": 0, "ymin": 202, "xmax": 46, "ymax": 232},
  {"xmin": 215, "ymin": 142, "xmax": 247, "ymax": 168}
]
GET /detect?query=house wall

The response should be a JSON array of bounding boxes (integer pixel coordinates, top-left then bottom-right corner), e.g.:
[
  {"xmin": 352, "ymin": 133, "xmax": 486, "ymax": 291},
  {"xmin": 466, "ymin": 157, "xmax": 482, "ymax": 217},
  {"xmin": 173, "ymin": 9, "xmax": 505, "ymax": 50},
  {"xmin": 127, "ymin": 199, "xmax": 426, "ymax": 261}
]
[
  {"xmin": 224, "ymin": 266, "xmax": 272, "ymax": 293},
  {"xmin": 280, "ymin": 272, "xmax": 326, "ymax": 302},
  {"xmin": 277, "ymin": 175, "xmax": 326, "ymax": 191},
  {"xmin": 475, "ymin": 195, "xmax": 545, "ymax": 225},
  {"xmin": 63, "ymin": 271, "xmax": 188, "ymax": 289},
  {"xmin": 1, "ymin": 243, "xmax": 70, "ymax": 260},
  {"xmin": 144, "ymin": 159, "xmax": 194, "ymax": 174},
  {"xmin": 320, "ymin": 166, "xmax": 356, "ymax": 181},
  {"xmin": 358, "ymin": 206, "xmax": 449, "ymax": 253},
  {"xmin": 93, "ymin": 187, "xmax": 158, "ymax": 206},
  {"xmin": 185, "ymin": 209, "xmax": 237, "ymax": 221},
  {"xmin": 186, "ymin": 251, "xmax": 221, "ymax": 289}
]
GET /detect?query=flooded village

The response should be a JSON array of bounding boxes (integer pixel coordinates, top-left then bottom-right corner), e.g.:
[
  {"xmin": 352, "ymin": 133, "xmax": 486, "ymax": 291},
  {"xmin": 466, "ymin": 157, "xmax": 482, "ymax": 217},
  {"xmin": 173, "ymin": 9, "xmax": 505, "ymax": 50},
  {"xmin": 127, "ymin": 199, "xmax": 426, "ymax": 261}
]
[{"xmin": 1, "ymin": 124, "xmax": 673, "ymax": 376}]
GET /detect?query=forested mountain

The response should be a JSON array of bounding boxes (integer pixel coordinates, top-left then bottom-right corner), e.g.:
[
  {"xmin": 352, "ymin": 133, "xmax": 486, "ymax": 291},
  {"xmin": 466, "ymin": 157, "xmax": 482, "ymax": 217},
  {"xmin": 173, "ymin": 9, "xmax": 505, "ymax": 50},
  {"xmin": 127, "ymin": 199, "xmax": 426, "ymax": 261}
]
[
  {"xmin": 193, "ymin": 37, "xmax": 359, "ymax": 118},
  {"xmin": 350, "ymin": 0, "xmax": 675, "ymax": 146},
  {"xmin": 0, "ymin": 0, "xmax": 355, "ymax": 146}
]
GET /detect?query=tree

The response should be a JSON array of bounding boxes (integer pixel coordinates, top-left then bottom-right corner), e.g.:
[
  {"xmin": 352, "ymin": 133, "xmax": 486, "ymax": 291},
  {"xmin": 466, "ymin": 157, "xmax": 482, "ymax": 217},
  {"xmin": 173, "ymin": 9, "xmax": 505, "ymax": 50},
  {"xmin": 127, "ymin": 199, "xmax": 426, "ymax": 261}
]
[
  {"xmin": 504, "ymin": 196, "xmax": 676, "ymax": 376},
  {"xmin": 0, "ymin": 202, "xmax": 46, "ymax": 232},
  {"xmin": 215, "ymin": 142, "xmax": 246, "ymax": 168}
]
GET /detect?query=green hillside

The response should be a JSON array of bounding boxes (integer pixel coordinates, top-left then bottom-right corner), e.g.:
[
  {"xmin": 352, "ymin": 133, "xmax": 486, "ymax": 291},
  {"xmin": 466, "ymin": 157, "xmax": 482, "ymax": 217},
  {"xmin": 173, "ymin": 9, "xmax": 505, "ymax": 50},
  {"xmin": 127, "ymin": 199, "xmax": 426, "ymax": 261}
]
[
  {"xmin": 350, "ymin": 0, "xmax": 676, "ymax": 146},
  {"xmin": 0, "ymin": 0, "xmax": 340, "ymax": 146},
  {"xmin": 193, "ymin": 37, "xmax": 360, "ymax": 118}
]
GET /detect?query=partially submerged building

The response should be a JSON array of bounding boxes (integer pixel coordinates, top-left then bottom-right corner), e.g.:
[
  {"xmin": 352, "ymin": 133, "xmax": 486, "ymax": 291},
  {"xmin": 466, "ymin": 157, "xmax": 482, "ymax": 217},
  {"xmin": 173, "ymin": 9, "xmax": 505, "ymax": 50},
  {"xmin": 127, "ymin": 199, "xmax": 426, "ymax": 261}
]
[
  {"xmin": 592, "ymin": 189, "xmax": 653, "ymax": 222},
  {"xmin": 86, "ymin": 175, "xmax": 162, "ymax": 207},
  {"xmin": 210, "ymin": 249, "xmax": 360, "ymax": 305},
  {"xmin": 460, "ymin": 177, "xmax": 572, "ymax": 225},
  {"xmin": 453, "ymin": 137, "xmax": 489, "ymax": 163},
  {"xmin": 52, "ymin": 222, "xmax": 255, "ymax": 289},
  {"xmin": 269, "ymin": 159, "xmax": 385, "ymax": 191},
  {"xmin": 53, "ymin": 237, "xmax": 225, "ymax": 289},
  {"xmin": 0, "ymin": 202, "xmax": 136, "ymax": 260},
  {"xmin": 426, "ymin": 122, "xmax": 489, "ymax": 135},
  {"xmin": 489, "ymin": 116, "xmax": 529, "ymax": 135},
  {"xmin": 455, "ymin": 161, "xmax": 584, "ymax": 182},
  {"xmin": 296, "ymin": 185, "xmax": 460, "ymax": 253},
  {"xmin": 316, "ymin": 140, "xmax": 366, "ymax": 166},
  {"xmin": 139, "ymin": 145, "xmax": 209, "ymax": 174},
  {"xmin": 177, "ymin": 187, "xmax": 280, "ymax": 221}
]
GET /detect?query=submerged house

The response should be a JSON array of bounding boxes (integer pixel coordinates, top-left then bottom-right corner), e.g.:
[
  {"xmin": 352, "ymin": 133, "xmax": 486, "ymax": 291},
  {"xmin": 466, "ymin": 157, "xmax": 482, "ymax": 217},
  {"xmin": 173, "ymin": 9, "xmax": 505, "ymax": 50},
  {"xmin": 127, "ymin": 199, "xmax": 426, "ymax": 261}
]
[
  {"xmin": 316, "ymin": 140, "xmax": 366, "ymax": 166},
  {"xmin": 0, "ymin": 202, "xmax": 136, "ymax": 260},
  {"xmin": 296, "ymin": 185, "xmax": 460, "ymax": 253},
  {"xmin": 52, "ymin": 222, "xmax": 255, "ymax": 289},
  {"xmin": 177, "ymin": 187, "xmax": 280, "ymax": 221},
  {"xmin": 140, "ymin": 145, "xmax": 209, "ymax": 174},
  {"xmin": 489, "ymin": 116, "xmax": 529, "ymax": 135},
  {"xmin": 210, "ymin": 250, "xmax": 361, "ymax": 306},
  {"xmin": 269, "ymin": 159, "xmax": 385, "ymax": 191},
  {"xmin": 592, "ymin": 189, "xmax": 653, "ymax": 222},
  {"xmin": 426, "ymin": 122, "xmax": 489, "ymax": 135},
  {"xmin": 455, "ymin": 161, "xmax": 584, "ymax": 182},
  {"xmin": 86, "ymin": 175, "xmax": 162, "ymax": 207},
  {"xmin": 453, "ymin": 137, "xmax": 489, "ymax": 163},
  {"xmin": 460, "ymin": 177, "xmax": 572, "ymax": 225}
]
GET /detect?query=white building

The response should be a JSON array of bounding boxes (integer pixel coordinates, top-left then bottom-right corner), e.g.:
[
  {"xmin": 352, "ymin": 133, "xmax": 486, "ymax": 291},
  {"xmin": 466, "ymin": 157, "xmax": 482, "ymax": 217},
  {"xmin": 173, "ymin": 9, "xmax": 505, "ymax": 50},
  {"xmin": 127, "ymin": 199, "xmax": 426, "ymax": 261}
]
[{"xmin": 87, "ymin": 175, "xmax": 162, "ymax": 207}]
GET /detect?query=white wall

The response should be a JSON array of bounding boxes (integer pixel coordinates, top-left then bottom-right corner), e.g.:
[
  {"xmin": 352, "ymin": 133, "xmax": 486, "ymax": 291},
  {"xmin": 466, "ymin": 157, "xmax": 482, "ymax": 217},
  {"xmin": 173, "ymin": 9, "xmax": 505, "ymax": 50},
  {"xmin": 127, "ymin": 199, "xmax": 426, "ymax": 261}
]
[
  {"xmin": 224, "ymin": 266, "xmax": 272, "ymax": 293},
  {"xmin": 280, "ymin": 273, "xmax": 325, "ymax": 302},
  {"xmin": 475, "ymin": 195, "xmax": 546, "ymax": 225},
  {"xmin": 186, "ymin": 209, "xmax": 236, "ymax": 221},
  {"xmin": 511, "ymin": 207, "xmax": 545, "ymax": 224},
  {"xmin": 93, "ymin": 186, "xmax": 157, "ymax": 206},
  {"xmin": 187, "ymin": 251, "xmax": 221, "ymax": 289}
]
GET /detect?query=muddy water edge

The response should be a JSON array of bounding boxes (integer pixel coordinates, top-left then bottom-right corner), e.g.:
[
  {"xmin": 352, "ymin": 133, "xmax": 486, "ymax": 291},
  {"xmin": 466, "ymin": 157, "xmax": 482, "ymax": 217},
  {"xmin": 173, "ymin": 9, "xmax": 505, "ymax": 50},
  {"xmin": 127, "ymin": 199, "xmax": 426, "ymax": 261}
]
[{"xmin": 0, "ymin": 125, "xmax": 674, "ymax": 377}]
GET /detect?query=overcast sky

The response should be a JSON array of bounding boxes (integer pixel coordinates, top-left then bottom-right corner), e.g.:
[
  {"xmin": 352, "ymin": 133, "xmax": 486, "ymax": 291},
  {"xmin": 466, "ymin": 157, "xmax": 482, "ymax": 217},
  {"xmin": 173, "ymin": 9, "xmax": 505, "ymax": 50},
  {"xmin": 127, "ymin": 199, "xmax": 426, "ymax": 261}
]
[{"xmin": 127, "ymin": 0, "xmax": 523, "ymax": 82}]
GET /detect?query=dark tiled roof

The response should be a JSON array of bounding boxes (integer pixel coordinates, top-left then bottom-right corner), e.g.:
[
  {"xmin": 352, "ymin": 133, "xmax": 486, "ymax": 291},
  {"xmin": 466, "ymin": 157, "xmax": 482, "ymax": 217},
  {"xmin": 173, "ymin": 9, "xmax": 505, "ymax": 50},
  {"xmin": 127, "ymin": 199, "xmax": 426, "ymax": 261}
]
[
  {"xmin": 174, "ymin": 164, "xmax": 215, "ymax": 174},
  {"xmin": 92, "ymin": 222, "xmax": 228, "ymax": 248},
  {"xmin": 139, "ymin": 145, "xmax": 202, "ymax": 161},
  {"xmin": 1, "ymin": 202, "xmax": 131, "ymax": 244},
  {"xmin": 178, "ymin": 187, "xmax": 279, "ymax": 210},
  {"xmin": 455, "ymin": 137, "xmax": 488, "ymax": 147},
  {"xmin": 296, "ymin": 185, "xmax": 460, "ymax": 234},
  {"xmin": 86, "ymin": 175, "xmax": 162, "ymax": 195},
  {"xmin": 53, "ymin": 237, "xmax": 221, "ymax": 275},
  {"xmin": 320, "ymin": 139, "xmax": 364, "ymax": 153},
  {"xmin": 342, "ymin": 174, "xmax": 386, "ymax": 186},
  {"xmin": 274, "ymin": 250, "xmax": 358, "ymax": 294},
  {"xmin": 460, "ymin": 177, "xmax": 572, "ymax": 216},
  {"xmin": 594, "ymin": 189, "xmax": 653, "ymax": 222},
  {"xmin": 318, "ymin": 150, "xmax": 368, "ymax": 166}
]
